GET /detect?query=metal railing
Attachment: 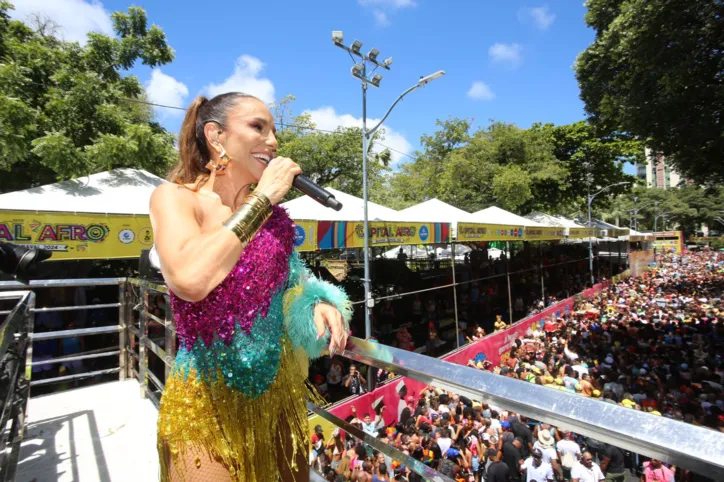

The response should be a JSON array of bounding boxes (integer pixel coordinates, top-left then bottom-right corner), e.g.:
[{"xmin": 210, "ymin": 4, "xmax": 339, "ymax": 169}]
[
  {"xmin": 0, "ymin": 290, "xmax": 34, "ymax": 482},
  {"xmin": 0, "ymin": 278, "xmax": 126, "ymax": 389},
  {"xmin": 1, "ymin": 270, "xmax": 721, "ymax": 481},
  {"xmin": 340, "ymin": 337, "xmax": 724, "ymax": 479}
]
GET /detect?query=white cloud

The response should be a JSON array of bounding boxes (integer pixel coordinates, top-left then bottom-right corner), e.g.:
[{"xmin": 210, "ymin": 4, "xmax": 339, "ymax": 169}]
[
  {"xmin": 373, "ymin": 10, "xmax": 391, "ymax": 27},
  {"xmin": 358, "ymin": 0, "xmax": 415, "ymax": 27},
  {"xmin": 304, "ymin": 107, "xmax": 413, "ymax": 166},
  {"xmin": 145, "ymin": 69, "xmax": 189, "ymax": 116},
  {"xmin": 203, "ymin": 55, "xmax": 275, "ymax": 104},
  {"xmin": 10, "ymin": 0, "xmax": 113, "ymax": 45},
  {"xmin": 358, "ymin": 0, "xmax": 416, "ymax": 7},
  {"xmin": 467, "ymin": 81, "xmax": 495, "ymax": 101},
  {"xmin": 521, "ymin": 6, "xmax": 556, "ymax": 31},
  {"xmin": 489, "ymin": 43, "xmax": 523, "ymax": 68}
]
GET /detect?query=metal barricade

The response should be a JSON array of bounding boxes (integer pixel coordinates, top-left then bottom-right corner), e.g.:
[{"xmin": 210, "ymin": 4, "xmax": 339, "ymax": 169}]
[
  {"xmin": 0, "ymin": 290, "xmax": 34, "ymax": 482},
  {"xmin": 125, "ymin": 278, "xmax": 173, "ymax": 407},
  {"xmin": 0, "ymin": 278, "xmax": 126, "ymax": 388}
]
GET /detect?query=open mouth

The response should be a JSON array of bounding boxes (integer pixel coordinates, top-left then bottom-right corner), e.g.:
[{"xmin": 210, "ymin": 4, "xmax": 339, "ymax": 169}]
[{"xmin": 251, "ymin": 152, "xmax": 272, "ymax": 165}]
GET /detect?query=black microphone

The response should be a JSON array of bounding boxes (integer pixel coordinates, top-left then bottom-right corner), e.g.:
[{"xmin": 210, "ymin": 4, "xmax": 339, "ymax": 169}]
[
  {"xmin": 257, "ymin": 156, "xmax": 342, "ymax": 211},
  {"xmin": 292, "ymin": 174, "xmax": 343, "ymax": 211}
]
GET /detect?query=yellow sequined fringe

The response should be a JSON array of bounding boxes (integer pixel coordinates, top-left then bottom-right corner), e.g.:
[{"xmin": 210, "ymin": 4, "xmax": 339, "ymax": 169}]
[{"xmin": 157, "ymin": 338, "xmax": 322, "ymax": 481}]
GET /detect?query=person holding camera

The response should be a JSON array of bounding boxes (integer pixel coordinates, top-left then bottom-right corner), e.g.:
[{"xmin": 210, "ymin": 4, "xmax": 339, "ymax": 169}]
[{"xmin": 344, "ymin": 364, "xmax": 367, "ymax": 395}]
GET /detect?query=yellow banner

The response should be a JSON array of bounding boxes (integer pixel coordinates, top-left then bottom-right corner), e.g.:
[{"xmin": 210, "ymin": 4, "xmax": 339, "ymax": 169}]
[
  {"xmin": 568, "ymin": 227, "xmax": 599, "ymax": 239},
  {"xmin": 341, "ymin": 221, "xmax": 449, "ymax": 248},
  {"xmin": 457, "ymin": 223, "xmax": 525, "ymax": 242},
  {"xmin": 524, "ymin": 226, "xmax": 565, "ymax": 241},
  {"xmin": 0, "ymin": 211, "xmax": 153, "ymax": 260},
  {"xmin": 607, "ymin": 228, "xmax": 629, "ymax": 238},
  {"xmin": 292, "ymin": 220, "xmax": 318, "ymax": 252}
]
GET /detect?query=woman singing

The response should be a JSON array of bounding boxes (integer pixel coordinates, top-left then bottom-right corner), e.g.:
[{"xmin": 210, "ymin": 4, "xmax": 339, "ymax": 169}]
[{"xmin": 150, "ymin": 92, "xmax": 351, "ymax": 482}]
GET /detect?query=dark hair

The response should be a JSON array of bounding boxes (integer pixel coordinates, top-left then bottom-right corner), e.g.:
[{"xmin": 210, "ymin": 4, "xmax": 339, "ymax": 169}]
[{"xmin": 169, "ymin": 92, "xmax": 259, "ymax": 187}]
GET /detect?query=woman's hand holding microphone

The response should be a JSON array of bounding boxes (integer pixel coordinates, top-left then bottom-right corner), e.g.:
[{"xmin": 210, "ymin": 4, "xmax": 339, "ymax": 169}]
[{"xmin": 255, "ymin": 157, "xmax": 302, "ymax": 205}]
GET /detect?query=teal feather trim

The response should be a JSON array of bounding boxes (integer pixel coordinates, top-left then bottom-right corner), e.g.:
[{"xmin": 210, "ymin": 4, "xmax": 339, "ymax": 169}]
[{"xmin": 284, "ymin": 253, "xmax": 352, "ymax": 359}]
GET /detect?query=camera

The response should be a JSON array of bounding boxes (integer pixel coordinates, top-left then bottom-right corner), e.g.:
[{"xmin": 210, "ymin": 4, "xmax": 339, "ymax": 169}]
[{"xmin": 0, "ymin": 242, "xmax": 52, "ymax": 283}]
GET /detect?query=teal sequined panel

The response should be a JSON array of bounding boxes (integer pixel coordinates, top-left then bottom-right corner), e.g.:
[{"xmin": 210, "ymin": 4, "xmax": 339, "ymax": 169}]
[{"xmin": 172, "ymin": 289, "xmax": 286, "ymax": 399}]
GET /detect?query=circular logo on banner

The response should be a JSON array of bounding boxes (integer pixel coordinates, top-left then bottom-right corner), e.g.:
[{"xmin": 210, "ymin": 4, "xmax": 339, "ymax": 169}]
[
  {"xmin": 294, "ymin": 225, "xmax": 306, "ymax": 247},
  {"xmin": 419, "ymin": 225, "xmax": 430, "ymax": 242},
  {"xmin": 139, "ymin": 227, "xmax": 153, "ymax": 245},
  {"xmin": 118, "ymin": 229, "xmax": 135, "ymax": 244}
]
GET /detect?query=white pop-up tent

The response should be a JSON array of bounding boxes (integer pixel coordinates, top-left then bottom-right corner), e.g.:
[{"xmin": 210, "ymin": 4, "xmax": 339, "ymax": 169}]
[
  {"xmin": 525, "ymin": 211, "xmax": 585, "ymax": 229},
  {"xmin": 471, "ymin": 206, "xmax": 544, "ymax": 226},
  {"xmin": 280, "ymin": 187, "xmax": 399, "ymax": 221},
  {"xmin": 397, "ymin": 198, "xmax": 477, "ymax": 237},
  {"xmin": 0, "ymin": 168, "xmax": 165, "ymax": 215}
]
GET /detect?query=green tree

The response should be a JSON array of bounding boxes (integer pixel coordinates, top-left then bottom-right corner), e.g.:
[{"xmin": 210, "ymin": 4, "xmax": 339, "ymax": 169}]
[
  {"xmin": 389, "ymin": 117, "xmax": 472, "ymax": 208},
  {"xmin": 0, "ymin": 2, "xmax": 176, "ymax": 193},
  {"xmin": 533, "ymin": 121, "xmax": 640, "ymax": 217},
  {"xmin": 575, "ymin": 0, "xmax": 724, "ymax": 184}
]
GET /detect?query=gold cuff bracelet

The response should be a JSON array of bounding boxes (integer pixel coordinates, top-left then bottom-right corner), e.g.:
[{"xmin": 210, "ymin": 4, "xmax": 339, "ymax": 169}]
[{"xmin": 222, "ymin": 191, "xmax": 273, "ymax": 245}]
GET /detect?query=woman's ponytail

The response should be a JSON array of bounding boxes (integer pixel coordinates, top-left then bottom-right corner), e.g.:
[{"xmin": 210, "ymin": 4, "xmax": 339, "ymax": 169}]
[
  {"xmin": 168, "ymin": 96, "xmax": 208, "ymax": 186},
  {"xmin": 167, "ymin": 92, "xmax": 259, "ymax": 188}
]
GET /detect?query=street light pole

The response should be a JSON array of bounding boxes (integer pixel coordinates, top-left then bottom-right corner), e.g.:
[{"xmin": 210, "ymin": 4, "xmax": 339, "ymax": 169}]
[
  {"xmin": 332, "ymin": 31, "xmax": 445, "ymax": 347},
  {"xmin": 587, "ymin": 180, "xmax": 631, "ymax": 286}
]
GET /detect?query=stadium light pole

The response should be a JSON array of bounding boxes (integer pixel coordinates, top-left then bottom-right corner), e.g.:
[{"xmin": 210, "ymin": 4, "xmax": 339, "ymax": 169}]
[
  {"xmin": 332, "ymin": 31, "xmax": 445, "ymax": 345},
  {"xmin": 587, "ymin": 181, "xmax": 630, "ymax": 286}
]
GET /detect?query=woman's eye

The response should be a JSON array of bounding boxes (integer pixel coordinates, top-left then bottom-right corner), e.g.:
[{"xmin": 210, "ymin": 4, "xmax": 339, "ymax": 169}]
[{"xmin": 251, "ymin": 123, "xmax": 263, "ymax": 131}]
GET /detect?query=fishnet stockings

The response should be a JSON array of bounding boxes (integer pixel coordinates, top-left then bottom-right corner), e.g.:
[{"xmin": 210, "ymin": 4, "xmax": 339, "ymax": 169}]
[
  {"xmin": 161, "ymin": 418, "xmax": 310, "ymax": 482},
  {"xmin": 164, "ymin": 443, "xmax": 233, "ymax": 482}
]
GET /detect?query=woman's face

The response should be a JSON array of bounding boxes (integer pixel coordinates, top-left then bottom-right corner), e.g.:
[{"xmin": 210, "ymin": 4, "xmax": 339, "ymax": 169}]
[{"xmin": 216, "ymin": 97, "xmax": 278, "ymax": 184}]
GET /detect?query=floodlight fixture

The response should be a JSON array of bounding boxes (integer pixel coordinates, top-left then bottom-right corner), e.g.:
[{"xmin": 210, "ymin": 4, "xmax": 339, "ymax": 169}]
[
  {"xmin": 383, "ymin": 57, "xmax": 393, "ymax": 68},
  {"xmin": 351, "ymin": 40, "xmax": 363, "ymax": 54},
  {"xmin": 368, "ymin": 48, "xmax": 380, "ymax": 62},
  {"xmin": 370, "ymin": 73, "xmax": 383, "ymax": 87},
  {"xmin": 332, "ymin": 31, "xmax": 344, "ymax": 44},
  {"xmin": 351, "ymin": 64, "xmax": 365, "ymax": 81}
]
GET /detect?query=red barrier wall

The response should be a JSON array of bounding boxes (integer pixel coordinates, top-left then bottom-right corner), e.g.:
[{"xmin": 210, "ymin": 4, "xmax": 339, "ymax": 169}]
[{"xmin": 328, "ymin": 282, "xmax": 607, "ymax": 424}]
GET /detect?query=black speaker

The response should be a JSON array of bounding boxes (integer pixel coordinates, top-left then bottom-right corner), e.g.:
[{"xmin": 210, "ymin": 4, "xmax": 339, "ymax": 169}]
[{"xmin": 138, "ymin": 249, "xmax": 164, "ymax": 282}]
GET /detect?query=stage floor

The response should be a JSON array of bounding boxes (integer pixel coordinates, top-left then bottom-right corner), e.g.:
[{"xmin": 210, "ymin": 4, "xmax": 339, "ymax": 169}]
[{"xmin": 16, "ymin": 380, "xmax": 159, "ymax": 482}]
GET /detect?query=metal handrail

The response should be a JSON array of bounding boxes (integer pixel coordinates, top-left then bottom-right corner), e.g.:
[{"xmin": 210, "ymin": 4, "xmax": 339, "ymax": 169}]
[
  {"xmin": 0, "ymin": 290, "xmax": 33, "ymax": 482},
  {"xmin": 340, "ymin": 337, "xmax": 724, "ymax": 479},
  {"xmin": 0, "ymin": 278, "xmax": 125, "ymax": 289}
]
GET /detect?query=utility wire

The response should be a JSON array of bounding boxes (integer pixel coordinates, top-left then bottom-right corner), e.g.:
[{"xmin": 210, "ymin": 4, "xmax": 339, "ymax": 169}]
[{"xmin": 5, "ymin": 75, "xmax": 419, "ymax": 162}]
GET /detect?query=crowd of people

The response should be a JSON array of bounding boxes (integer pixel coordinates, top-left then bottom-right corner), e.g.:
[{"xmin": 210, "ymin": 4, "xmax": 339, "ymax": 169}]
[{"xmin": 309, "ymin": 250, "xmax": 723, "ymax": 482}]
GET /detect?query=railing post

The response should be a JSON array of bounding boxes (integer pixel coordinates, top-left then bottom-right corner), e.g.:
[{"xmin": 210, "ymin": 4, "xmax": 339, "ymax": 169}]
[
  {"xmin": 23, "ymin": 292, "xmax": 36, "ymax": 388},
  {"xmin": 138, "ymin": 285, "xmax": 148, "ymax": 399},
  {"xmin": 118, "ymin": 282, "xmax": 128, "ymax": 381},
  {"xmin": 163, "ymin": 294, "xmax": 175, "ymax": 383}
]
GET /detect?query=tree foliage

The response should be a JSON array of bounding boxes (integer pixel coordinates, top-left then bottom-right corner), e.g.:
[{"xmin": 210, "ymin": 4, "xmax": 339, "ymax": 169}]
[
  {"xmin": 575, "ymin": 0, "xmax": 724, "ymax": 184},
  {"xmin": 0, "ymin": 2, "xmax": 176, "ymax": 193},
  {"xmin": 389, "ymin": 118, "xmax": 637, "ymax": 215},
  {"xmin": 598, "ymin": 185, "xmax": 724, "ymax": 235}
]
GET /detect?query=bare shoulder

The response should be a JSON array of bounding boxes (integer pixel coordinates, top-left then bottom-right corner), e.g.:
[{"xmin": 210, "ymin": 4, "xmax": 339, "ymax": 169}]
[{"xmin": 150, "ymin": 182, "xmax": 198, "ymax": 213}]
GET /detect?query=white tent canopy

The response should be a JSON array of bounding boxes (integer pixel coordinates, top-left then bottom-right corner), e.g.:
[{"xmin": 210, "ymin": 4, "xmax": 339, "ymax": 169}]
[
  {"xmin": 525, "ymin": 211, "xmax": 585, "ymax": 228},
  {"xmin": 471, "ymin": 206, "xmax": 544, "ymax": 227},
  {"xmin": 397, "ymin": 198, "xmax": 477, "ymax": 223},
  {"xmin": 280, "ymin": 187, "xmax": 399, "ymax": 221},
  {"xmin": 0, "ymin": 168, "xmax": 165, "ymax": 215},
  {"xmin": 397, "ymin": 198, "xmax": 477, "ymax": 236}
]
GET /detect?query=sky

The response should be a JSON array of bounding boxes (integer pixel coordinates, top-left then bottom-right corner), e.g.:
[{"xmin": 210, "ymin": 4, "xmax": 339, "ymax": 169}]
[{"xmin": 12, "ymin": 0, "xmax": 630, "ymax": 172}]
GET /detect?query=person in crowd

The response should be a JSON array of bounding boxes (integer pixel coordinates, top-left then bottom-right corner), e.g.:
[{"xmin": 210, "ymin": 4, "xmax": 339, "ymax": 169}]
[{"xmin": 571, "ymin": 451, "xmax": 605, "ymax": 482}]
